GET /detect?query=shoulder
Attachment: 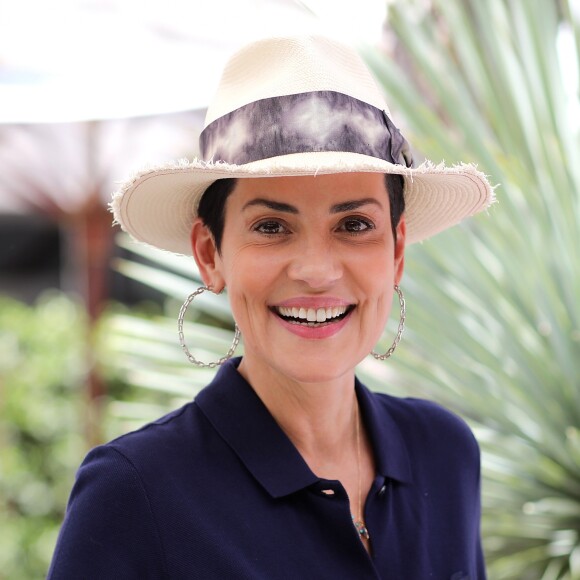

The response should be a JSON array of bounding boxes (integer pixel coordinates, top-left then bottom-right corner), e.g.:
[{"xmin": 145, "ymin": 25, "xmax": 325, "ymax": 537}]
[
  {"xmin": 376, "ymin": 391, "xmax": 476, "ymax": 440},
  {"xmin": 71, "ymin": 400, "xmax": 199, "ymax": 513},
  {"xmin": 49, "ymin": 440, "xmax": 169, "ymax": 578},
  {"xmin": 371, "ymin": 391, "xmax": 480, "ymax": 469},
  {"xmin": 49, "ymin": 403, "xmax": 205, "ymax": 578},
  {"xmin": 104, "ymin": 400, "xmax": 203, "ymax": 464},
  {"xmin": 69, "ymin": 400, "xmax": 212, "ymax": 503},
  {"xmin": 69, "ymin": 443, "xmax": 150, "ymax": 510}
]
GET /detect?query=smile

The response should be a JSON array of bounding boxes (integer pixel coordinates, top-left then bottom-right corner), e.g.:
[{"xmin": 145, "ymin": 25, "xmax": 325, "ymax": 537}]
[{"xmin": 272, "ymin": 305, "xmax": 354, "ymax": 325}]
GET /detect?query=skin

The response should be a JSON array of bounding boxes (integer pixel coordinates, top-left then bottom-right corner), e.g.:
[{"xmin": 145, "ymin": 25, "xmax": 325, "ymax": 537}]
[{"xmin": 192, "ymin": 172, "xmax": 405, "ymax": 553}]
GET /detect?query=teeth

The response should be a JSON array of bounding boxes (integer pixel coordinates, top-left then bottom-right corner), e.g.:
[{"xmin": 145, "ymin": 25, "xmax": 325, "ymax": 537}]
[{"xmin": 275, "ymin": 305, "xmax": 348, "ymax": 323}]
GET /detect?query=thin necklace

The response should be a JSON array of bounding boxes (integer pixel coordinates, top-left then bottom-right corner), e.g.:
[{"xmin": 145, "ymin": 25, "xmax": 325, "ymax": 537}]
[{"xmin": 352, "ymin": 400, "xmax": 370, "ymax": 541}]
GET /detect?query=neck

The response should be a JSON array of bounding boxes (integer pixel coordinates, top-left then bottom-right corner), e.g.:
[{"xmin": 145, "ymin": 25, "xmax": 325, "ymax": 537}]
[{"xmin": 237, "ymin": 356, "xmax": 358, "ymax": 470}]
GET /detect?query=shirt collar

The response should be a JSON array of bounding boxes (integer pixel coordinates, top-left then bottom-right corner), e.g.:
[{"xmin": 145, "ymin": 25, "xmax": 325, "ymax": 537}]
[
  {"xmin": 196, "ymin": 358, "xmax": 412, "ymax": 499},
  {"xmin": 195, "ymin": 358, "xmax": 318, "ymax": 498},
  {"xmin": 355, "ymin": 376, "xmax": 413, "ymax": 484}
]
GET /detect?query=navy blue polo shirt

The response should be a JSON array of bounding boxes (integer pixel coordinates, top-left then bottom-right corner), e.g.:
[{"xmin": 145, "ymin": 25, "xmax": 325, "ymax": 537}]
[{"xmin": 48, "ymin": 358, "xmax": 485, "ymax": 579}]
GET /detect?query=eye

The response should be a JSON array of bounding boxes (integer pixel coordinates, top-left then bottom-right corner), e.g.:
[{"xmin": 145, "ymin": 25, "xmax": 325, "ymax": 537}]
[
  {"xmin": 339, "ymin": 217, "xmax": 375, "ymax": 233},
  {"xmin": 254, "ymin": 220, "xmax": 290, "ymax": 235}
]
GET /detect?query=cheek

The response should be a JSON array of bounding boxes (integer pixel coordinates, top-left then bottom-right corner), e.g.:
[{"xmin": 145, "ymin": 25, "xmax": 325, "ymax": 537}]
[
  {"xmin": 351, "ymin": 248, "xmax": 397, "ymax": 322},
  {"xmin": 223, "ymin": 246, "xmax": 277, "ymax": 285},
  {"xmin": 351, "ymin": 246, "xmax": 395, "ymax": 285},
  {"xmin": 220, "ymin": 250, "xmax": 278, "ymax": 317}
]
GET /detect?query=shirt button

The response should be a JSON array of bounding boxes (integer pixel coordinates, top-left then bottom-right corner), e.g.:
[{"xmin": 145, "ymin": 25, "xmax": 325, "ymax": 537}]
[{"xmin": 378, "ymin": 484, "xmax": 388, "ymax": 497}]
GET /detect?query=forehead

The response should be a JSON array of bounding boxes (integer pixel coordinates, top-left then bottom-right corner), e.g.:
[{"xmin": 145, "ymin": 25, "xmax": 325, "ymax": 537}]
[{"xmin": 231, "ymin": 173, "xmax": 388, "ymax": 205}]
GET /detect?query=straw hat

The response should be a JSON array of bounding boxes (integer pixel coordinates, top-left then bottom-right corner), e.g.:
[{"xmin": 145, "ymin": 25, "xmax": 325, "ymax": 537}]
[{"xmin": 111, "ymin": 35, "xmax": 494, "ymax": 255}]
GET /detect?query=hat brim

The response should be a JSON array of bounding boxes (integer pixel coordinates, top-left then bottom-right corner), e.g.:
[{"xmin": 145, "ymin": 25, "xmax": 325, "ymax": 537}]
[{"xmin": 111, "ymin": 151, "xmax": 495, "ymax": 256}]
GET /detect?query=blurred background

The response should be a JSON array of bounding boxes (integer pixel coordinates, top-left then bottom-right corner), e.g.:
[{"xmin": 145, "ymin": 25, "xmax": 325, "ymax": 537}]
[{"xmin": 1, "ymin": 0, "xmax": 579, "ymax": 578}]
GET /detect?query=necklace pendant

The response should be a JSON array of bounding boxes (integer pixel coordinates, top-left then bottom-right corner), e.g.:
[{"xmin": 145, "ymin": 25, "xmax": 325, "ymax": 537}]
[{"xmin": 352, "ymin": 517, "xmax": 370, "ymax": 540}]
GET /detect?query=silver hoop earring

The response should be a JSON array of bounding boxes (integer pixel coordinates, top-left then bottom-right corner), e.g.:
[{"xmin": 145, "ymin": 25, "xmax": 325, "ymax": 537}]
[
  {"xmin": 177, "ymin": 286, "xmax": 241, "ymax": 368},
  {"xmin": 371, "ymin": 285, "xmax": 406, "ymax": 360}
]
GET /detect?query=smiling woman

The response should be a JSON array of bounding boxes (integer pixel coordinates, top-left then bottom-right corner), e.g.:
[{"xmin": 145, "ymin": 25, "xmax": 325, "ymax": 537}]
[{"xmin": 49, "ymin": 35, "xmax": 494, "ymax": 579}]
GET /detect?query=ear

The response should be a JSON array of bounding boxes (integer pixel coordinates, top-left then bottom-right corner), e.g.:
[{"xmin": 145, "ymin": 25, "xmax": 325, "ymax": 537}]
[
  {"xmin": 191, "ymin": 218, "xmax": 226, "ymax": 292},
  {"xmin": 393, "ymin": 215, "xmax": 406, "ymax": 286}
]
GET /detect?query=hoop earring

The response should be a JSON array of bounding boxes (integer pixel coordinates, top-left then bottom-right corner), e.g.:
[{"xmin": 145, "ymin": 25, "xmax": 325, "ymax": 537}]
[
  {"xmin": 177, "ymin": 286, "xmax": 241, "ymax": 368},
  {"xmin": 371, "ymin": 285, "xmax": 406, "ymax": 360}
]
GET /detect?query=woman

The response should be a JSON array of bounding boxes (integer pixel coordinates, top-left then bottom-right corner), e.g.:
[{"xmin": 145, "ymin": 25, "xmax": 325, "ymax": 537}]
[{"xmin": 49, "ymin": 35, "xmax": 493, "ymax": 579}]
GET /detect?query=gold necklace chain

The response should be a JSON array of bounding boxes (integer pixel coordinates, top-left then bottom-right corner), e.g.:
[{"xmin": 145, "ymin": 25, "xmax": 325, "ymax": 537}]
[{"xmin": 352, "ymin": 400, "xmax": 370, "ymax": 541}]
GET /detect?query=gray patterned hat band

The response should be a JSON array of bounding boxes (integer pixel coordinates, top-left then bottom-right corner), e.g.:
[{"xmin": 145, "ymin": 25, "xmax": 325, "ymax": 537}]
[{"xmin": 199, "ymin": 90, "xmax": 413, "ymax": 168}]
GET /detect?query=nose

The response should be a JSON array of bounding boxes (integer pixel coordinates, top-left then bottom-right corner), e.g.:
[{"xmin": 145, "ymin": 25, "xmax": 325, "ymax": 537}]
[{"xmin": 287, "ymin": 237, "xmax": 343, "ymax": 289}]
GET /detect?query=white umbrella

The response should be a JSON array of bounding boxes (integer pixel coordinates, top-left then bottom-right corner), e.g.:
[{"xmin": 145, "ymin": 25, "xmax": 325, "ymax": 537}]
[{"xmin": 0, "ymin": 0, "xmax": 329, "ymax": 123}]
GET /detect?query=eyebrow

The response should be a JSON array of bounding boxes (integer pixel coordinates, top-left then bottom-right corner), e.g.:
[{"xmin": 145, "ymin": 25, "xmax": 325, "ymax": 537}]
[
  {"xmin": 242, "ymin": 197, "xmax": 383, "ymax": 214},
  {"xmin": 242, "ymin": 198, "xmax": 298, "ymax": 213},
  {"xmin": 330, "ymin": 198, "xmax": 383, "ymax": 213}
]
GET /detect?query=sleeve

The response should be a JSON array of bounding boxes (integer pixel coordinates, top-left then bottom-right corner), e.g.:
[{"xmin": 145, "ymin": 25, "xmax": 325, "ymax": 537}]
[
  {"xmin": 433, "ymin": 402, "xmax": 487, "ymax": 578},
  {"xmin": 473, "ymin": 442, "xmax": 487, "ymax": 579},
  {"xmin": 47, "ymin": 445, "xmax": 167, "ymax": 580},
  {"xmin": 441, "ymin": 405, "xmax": 486, "ymax": 578},
  {"xmin": 404, "ymin": 398, "xmax": 487, "ymax": 577}
]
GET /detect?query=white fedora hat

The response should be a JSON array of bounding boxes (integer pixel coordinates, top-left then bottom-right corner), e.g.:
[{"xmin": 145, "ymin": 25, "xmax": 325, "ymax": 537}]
[{"xmin": 111, "ymin": 35, "xmax": 494, "ymax": 255}]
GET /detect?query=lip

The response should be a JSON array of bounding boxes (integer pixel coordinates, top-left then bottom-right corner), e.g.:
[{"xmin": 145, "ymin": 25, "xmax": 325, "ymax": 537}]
[
  {"xmin": 270, "ymin": 303, "xmax": 355, "ymax": 340},
  {"xmin": 271, "ymin": 297, "xmax": 353, "ymax": 309}
]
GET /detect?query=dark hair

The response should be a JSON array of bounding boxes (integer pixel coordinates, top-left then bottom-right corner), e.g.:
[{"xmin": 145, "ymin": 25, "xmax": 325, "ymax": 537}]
[{"xmin": 197, "ymin": 174, "xmax": 406, "ymax": 253}]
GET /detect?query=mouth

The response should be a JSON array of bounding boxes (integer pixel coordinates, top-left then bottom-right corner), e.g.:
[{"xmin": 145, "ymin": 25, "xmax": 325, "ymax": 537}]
[{"xmin": 270, "ymin": 304, "xmax": 355, "ymax": 326}]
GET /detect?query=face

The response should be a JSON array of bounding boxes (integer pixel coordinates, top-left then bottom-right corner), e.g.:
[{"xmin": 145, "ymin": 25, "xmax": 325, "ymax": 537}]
[{"xmin": 192, "ymin": 173, "xmax": 405, "ymax": 385}]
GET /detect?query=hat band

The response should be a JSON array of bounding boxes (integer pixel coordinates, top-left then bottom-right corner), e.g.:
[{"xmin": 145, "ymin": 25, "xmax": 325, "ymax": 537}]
[{"xmin": 199, "ymin": 91, "xmax": 413, "ymax": 168}]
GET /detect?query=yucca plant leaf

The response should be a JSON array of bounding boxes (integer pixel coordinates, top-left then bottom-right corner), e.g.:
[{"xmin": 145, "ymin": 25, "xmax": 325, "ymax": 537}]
[
  {"xmin": 113, "ymin": 234, "xmax": 233, "ymax": 324},
  {"xmin": 358, "ymin": 0, "xmax": 580, "ymax": 576},
  {"xmin": 97, "ymin": 240, "xmax": 239, "ymax": 437}
]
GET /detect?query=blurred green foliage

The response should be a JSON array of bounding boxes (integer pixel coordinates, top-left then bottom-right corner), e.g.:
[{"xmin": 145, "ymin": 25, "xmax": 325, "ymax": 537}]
[
  {"xmin": 96, "ymin": 246, "xmax": 236, "ymax": 439},
  {"xmin": 95, "ymin": 300, "xmax": 196, "ymax": 441},
  {"xmin": 0, "ymin": 293, "xmax": 88, "ymax": 579}
]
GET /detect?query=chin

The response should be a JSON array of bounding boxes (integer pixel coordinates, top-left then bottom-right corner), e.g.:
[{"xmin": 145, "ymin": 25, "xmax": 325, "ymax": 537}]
[{"xmin": 271, "ymin": 352, "xmax": 362, "ymax": 385}]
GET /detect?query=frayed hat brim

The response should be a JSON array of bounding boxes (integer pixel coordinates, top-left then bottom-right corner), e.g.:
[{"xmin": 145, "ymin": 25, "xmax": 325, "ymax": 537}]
[{"xmin": 111, "ymin": 151, "xmax": 495, "ymax": 256}]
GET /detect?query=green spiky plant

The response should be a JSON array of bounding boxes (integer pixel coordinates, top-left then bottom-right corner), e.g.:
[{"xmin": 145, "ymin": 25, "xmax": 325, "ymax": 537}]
[
  {"xmin": 96, "ymin": 238, "xmax": 241, "ymax": 438},
  {"xmin": 99, "ymin": 1, "xmax": 580, "ymax": 577},
  {"xmin": 359, "ymin": 1, "xmax": 580, "ymax": 577}
]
